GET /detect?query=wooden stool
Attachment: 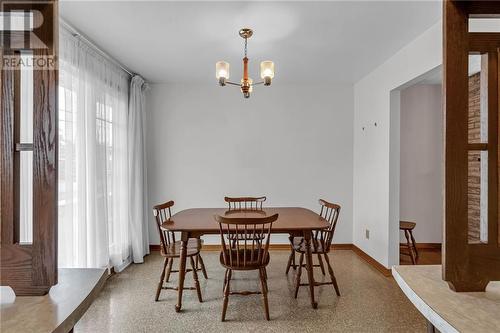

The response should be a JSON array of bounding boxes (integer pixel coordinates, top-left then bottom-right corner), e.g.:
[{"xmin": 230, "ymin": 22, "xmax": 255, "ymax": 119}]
[{"xmin": 400, "ymin": 221, "xmax": 418, "ymax": 264}]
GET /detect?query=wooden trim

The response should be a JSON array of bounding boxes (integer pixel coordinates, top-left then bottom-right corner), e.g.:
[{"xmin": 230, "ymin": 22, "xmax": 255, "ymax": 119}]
[
  {"xmin": 150, "ymin": 243, "xmax": 354, "ymax": 252},
  {"xmin": 352, "ymin": 245, "xmax": 392, "ymax": 277},
  {"xmin": 465, "ymin": 1, "xmax": 500, "ymax": 17},
  {"xmin": 149, "ymin": 243, "xmax": 444, "ymax": 278},
  {"xmin": 0, "ymin": 1, "xmax": 59, "ymax": 295},
  {"xmin": 400, "ymin": 243, "xmax": 442, "ymax": 250},
  {"xmin": 443, "ymin": 0, "xmax": 500, "ymax": 291},
  {"xmin": 331, "ymin": 243, "xmax": 354, "ymax": 250},
  {"xmin": 15, "ymin": 143, "xmax": 33, "ymax": 151},
  {"xmin": 1, "ymin": 50, "xmax": 15, "ymax": 245},
  {"xmin": 468, "ymin": 143, "xmax": 488, "ymax": 151},
  {"xmin": 149, "ymin": 244, "xmax": 161, "ymax": 251},
  {"xmin": 469, "ymin": 33, "xmax": 500, "ymax": 52}
]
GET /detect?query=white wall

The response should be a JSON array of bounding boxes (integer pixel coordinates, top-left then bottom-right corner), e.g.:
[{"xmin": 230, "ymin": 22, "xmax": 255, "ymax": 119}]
[
  {"xmin": 147, "ymin": 84, "xmax": 354, "ymax": 245},
  {"xmin": 353, "ymin": 22, "xmax": 442, "ymax": 268},
  {"xmin": 400, "ymin": 84, "xmax": 443, "ymax": 244}
]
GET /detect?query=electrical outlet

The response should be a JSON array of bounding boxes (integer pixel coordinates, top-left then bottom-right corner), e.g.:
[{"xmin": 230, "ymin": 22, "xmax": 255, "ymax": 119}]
[{"xmin": 365, "ymin": 229, "xmax": 370, "ymax": 239}]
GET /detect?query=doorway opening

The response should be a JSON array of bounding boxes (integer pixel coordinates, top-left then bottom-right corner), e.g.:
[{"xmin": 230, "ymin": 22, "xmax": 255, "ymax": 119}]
[{"xmin": 389, "ymin": 65, "xmax": 443, "ymax": 267}]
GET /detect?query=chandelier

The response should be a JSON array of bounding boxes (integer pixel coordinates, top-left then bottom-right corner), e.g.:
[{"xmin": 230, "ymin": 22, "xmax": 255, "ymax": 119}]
[{"xmin": 215, "ymin": 28, "xmax": 275, "ymax": 98}]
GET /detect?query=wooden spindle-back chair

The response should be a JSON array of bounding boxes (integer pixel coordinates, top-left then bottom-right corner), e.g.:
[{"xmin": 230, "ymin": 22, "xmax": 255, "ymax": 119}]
[
  {"xmin": 400, "ymin": 221, "xmax": 418, "ymax": 264},
  {"xmin": 224, "ymin": 196, "xmax": 266, "ymax": 211},
  {"xmin": 152, "ymin": 200, "xmax": 207, "ymax": 302},
  {"xmin": 225, "ymin": 196, "xmax": 267, "ymax": 247},
  {"xmin": 286, "ymin": 199, "xmax": 341, "ymax": 298},
  {"xmin": 215, "ymin": 213, "xmax": 278, "ymax": 321}
]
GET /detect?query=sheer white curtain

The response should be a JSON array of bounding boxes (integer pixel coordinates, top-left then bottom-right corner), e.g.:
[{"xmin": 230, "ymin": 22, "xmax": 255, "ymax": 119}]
[
  {"xmin": 58, "ymin": 26, "xmax": 131, "ymax": 270},
  {"xmin": 128, "ymin": 75, "xmax": 149, "ymax": 262}
]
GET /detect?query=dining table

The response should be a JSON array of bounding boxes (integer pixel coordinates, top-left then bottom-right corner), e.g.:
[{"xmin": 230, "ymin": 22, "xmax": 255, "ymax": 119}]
[{"xmin": 161, "ymin": 207, "xmax": 330, "ymax": 312}]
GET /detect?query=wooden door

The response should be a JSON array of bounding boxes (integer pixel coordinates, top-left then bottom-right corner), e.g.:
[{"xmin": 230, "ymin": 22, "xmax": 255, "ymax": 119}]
[{"xmin": 0, "ymin": 0, "xmax": 58, "ymax": 295}]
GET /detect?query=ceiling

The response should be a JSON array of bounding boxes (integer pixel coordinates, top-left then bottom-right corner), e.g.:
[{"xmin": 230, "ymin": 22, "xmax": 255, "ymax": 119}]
[{"xmin": 60, "ymin": 1, "xmax": 442, "ymax": 84}]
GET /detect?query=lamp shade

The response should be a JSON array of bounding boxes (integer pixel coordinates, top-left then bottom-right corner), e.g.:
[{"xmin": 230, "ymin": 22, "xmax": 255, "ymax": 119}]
[
  {"xmin": 260, "ymin": 61, "xmax": 275, "ymax": 79},
  {"xmin": 216, "ymin": 61, "xmax": 230, "ymax": 79}
]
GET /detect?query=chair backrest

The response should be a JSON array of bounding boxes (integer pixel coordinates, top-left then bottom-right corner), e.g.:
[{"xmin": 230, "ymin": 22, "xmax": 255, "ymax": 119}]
[
  {"xmin": 215, "ymin": 213, "xmax": 278, "ymax": 268},
  {"xmin": 315, "ymin": 199, "xmax": 341, "ymax": 250},
  {"xmin": 152, "ymin": 200, "xmax": 176, "ymax": 255},
  {"xmin": 224, "ymin": 196, "xmax": 266, "ymax": 210}
]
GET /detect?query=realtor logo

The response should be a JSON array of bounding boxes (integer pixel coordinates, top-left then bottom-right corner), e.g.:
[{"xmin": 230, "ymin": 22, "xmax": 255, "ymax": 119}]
[{"xmin": 0, "ymin": 0, "xmax": 56, "ymax": 69}]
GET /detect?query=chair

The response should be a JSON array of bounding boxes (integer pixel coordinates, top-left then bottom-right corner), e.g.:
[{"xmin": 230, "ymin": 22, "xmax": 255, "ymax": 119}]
[
  {"xmin": 224, "ymin": 196, "xmax": 266, "ymax": 210},
  {"xmin": 286, "ymin": 199, "xmax": 341, "ymax": 298},
  {"xmin": 215, "ymin": 213, "xmax": 278, "ymax": 321},
  {"xmin": 400, "ymin": 221, "xmax": 418, "ymax": 264},
  {"xmin": 225, "ymin": 196, "xmax": 267, "ymax": 246},
  {"xmin": 152, "ymin": 200, "xmax": 207, "ymax": 302}
]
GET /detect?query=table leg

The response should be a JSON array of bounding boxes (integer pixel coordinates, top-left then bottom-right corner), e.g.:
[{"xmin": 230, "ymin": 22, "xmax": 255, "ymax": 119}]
[
  {"xmin": 175, "ymin": 231, "xmax": 189, "ymax": 312},
  {"xmin": 303, "ymin": 230, "xmax": 318, "ymax": 309}
]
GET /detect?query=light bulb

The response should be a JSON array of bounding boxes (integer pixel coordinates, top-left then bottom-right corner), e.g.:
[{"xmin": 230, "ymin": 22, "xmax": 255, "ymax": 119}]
[
  {"xmin": 216, "ymin": 61, "xmax": 230, "ymax": 79},
  {"xmin": 260, "ymin": 61, "xmax": 275, "ymax": 79}
]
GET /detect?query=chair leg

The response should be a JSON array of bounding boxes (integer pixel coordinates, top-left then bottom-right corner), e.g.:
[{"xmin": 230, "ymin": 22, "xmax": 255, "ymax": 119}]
[
  {"xmin": 165, "ymin": 257, "xmax": 174, "ymax": 282},
  {"xmin": 155, "ymin": 257, "xmax": 168, "ymax": 301},
  {"xmin": 294, "ymin": 253, "xmax": 304, "ymax": 298},
  {"xmin": 323, "ymin": 253, "xmax": 341, "ymax": 296},
  {"xmin": 404, "ymin": 230, "xmax": 416, "ymax": 264},
  {"xmin": 286, "ymin": 236, "xmax": 296, "ymax": 273},
  {"xmin": 259, "ymin": 268, "xmax": 270, "ymax": 321},
  {"xmin": 221, "ymin": 269, "xmax": 232, "ymax": 322},
  {"xmin": 317, "ymin": 253, "xmax": 326, "ymax": 275},
  {"xmin": 286, "ymin": 247, "xmax": 297, "ymax": 274},
  {"xmin": 197, "ymin": 254, "xmax": 208, "ymax": 279},
  {"xmin": 189, "ymin": 256, "xmax": 203, "ymax": 303},
  {"xmin": 291, "ymin": 237, "xmax": 298, "ymax": 270},
  {"xmin": 409, "ymin": 230, "xmax": 419, "ymax": 259}
]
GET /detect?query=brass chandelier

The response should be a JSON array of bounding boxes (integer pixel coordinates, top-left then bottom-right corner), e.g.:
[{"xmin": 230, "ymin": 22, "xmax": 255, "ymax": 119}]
[{"xmin": 216, "ymin": 28, "xmax": 275, "ymax": 98}]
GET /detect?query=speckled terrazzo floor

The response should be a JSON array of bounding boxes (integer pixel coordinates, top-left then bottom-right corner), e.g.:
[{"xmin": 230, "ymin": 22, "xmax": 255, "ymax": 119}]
[{"xmin": 75, "ymin": 250, "xmax": 426, "ymax": 333}]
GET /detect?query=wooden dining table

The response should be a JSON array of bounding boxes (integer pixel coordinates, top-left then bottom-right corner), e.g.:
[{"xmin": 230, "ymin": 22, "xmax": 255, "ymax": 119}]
[{"xmin": 161, "ymin": 207, "xmax": 330, "ymax": 312}]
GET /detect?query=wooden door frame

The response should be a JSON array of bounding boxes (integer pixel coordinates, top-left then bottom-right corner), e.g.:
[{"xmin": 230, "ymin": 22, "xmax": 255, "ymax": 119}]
[
  {"xmin": 443, "ymin": 0, "xmax": 500, "ymax": 292},
  {"xmin": 0, "ymin": 0, "xmax": 58, "ymax": 295}
]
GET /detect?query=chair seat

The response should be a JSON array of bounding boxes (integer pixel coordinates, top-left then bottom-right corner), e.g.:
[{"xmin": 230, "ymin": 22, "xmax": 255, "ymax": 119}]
[
  {"xmin": 292, "ymin": 237, "xmax": 329, "ymax": 254},
  {"xmin": 400, "ymin": 221, "xmax": 416, "ymax": 231},
  {"xmin": 162, "ymin": 238, "xmax": 201, "ymax": 257},
  {"xmin": 219, "ymin": 249, "xmax": 270, "ymax": 270}
]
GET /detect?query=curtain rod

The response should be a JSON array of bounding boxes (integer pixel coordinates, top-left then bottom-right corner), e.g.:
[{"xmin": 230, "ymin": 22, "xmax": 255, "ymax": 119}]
[{"xmin": 60, "ymin": 18, "xmax": 137, "ymax": 78}]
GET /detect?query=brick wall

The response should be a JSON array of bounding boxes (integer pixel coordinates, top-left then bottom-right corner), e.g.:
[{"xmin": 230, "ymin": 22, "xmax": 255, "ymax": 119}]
[{"xmin": 468, "ymin": 72, "xmax": 481, "ymax": 242}]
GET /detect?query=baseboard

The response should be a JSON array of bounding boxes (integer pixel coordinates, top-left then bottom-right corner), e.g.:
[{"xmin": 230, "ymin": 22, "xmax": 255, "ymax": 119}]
[
  {"xmin": 351, "ymin": 245, "xmax": 392, "ymax": 277},
  {"xmin": 149, "ymin": 244, "xmax": 161, "ymax": 251},
  {"xmin": 148, "ymin": 243, "xmax": 391, "ymax": 277},
  {"xmin": 416, "ymin": 243, "xmax": 441, "ymax": 250},
  {"xmin": 149, "ymin": 243, "xmax": 353, "ymax": 252},
  {"xmin": 400, "ymin": 243, "xmax": 442, "ymax": 250}
]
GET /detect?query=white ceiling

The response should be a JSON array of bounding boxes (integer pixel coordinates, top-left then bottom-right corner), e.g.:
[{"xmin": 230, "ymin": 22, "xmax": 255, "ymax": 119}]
[{"xmin": 60, "ymin": 1, "xmax": 442, "ymax": 84}]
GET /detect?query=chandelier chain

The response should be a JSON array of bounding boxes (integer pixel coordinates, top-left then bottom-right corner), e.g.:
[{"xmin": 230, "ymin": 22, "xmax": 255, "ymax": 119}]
[{"xmin": 244, "ymin": 37, "xmax": 248, "ymax": 57}]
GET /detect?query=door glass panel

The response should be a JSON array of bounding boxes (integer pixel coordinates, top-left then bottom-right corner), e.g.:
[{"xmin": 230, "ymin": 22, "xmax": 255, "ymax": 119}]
[
  {"xmin": 469, "ymin": 18, "xmax": 500, "ymax": 33},
  {"xmin": 20, "ymin": 51, "xmax": 33, "ymax": 142},
  {"xmin": 468, "ymin": 150, "xmax": 488, "ymax": 244},
  {"xmin": 468, "ymin": 53, "xmax": 488, "ymax": 144},
  {"xmin": 18, "ymin": 51, "xmax": 33, "ymax": 244},
  {"xmin": 19, "ymin": 151, "xmax": 33, "ymax": 244}
]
